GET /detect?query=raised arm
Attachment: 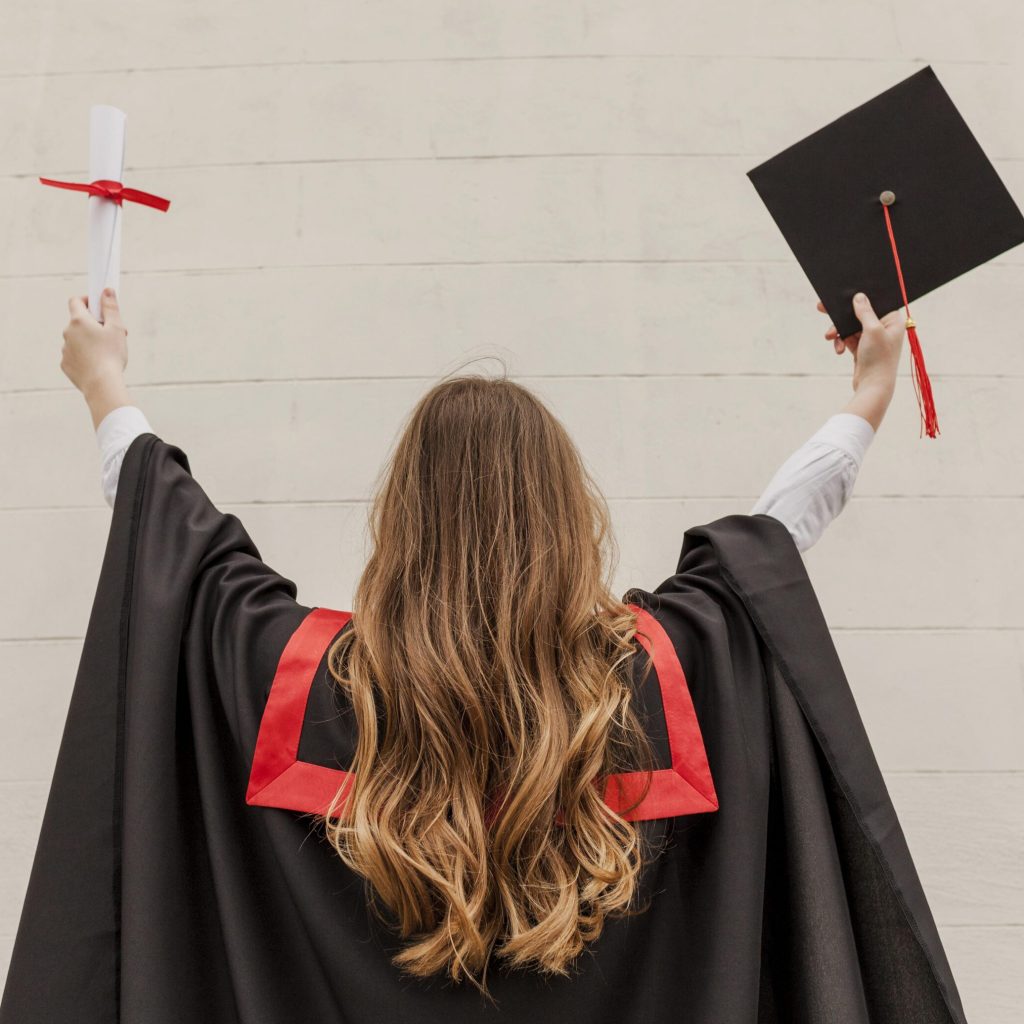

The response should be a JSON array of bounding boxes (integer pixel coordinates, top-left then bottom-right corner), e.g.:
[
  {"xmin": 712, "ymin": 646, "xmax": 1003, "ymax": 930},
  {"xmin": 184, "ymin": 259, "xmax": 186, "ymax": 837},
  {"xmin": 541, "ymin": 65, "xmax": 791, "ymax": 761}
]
[
  {"xmin": 752, "ymin": 292, "xmax": 905, "ymax": 552},
  {"xmin": 60, "ymin": 288, "xmax": 153, "ymax": 507}
]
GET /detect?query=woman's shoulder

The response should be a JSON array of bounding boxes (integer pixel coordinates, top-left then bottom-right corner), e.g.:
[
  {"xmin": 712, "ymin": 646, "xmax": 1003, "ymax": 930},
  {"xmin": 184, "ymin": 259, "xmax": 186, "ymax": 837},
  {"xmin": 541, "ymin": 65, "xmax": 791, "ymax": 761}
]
[{"xmin": 625, "ymin": 512, "xmax": 802, "ymax": 636}]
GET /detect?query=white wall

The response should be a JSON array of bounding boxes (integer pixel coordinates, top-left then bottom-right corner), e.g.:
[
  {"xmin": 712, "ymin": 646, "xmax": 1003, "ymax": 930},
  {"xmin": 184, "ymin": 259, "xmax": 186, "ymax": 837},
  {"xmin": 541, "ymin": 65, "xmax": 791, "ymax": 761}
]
[{"xmin": 2, "ymin": 2, "xmax": 1022, "ymax": 1017}]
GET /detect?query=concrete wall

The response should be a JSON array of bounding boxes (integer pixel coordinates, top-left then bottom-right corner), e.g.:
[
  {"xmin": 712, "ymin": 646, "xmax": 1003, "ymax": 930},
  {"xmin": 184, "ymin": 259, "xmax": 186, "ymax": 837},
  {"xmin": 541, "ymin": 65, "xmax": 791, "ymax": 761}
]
[{"xmin": 2, "ymin": 2, "xmax": 1021, "ymax": 1017}]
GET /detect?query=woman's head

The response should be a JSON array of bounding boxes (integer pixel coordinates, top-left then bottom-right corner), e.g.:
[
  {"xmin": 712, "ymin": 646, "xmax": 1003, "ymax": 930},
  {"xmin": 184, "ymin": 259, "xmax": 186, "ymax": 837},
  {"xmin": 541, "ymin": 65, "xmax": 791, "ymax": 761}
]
[{"xmin": 324, "ymin": 372, "xmax": 654, "ymax": 991}]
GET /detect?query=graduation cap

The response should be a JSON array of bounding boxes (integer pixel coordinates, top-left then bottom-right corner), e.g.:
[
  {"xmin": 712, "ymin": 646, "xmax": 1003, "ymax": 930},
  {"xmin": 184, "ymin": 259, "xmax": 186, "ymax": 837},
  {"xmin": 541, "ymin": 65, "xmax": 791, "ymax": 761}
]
[{"xmin": 748, "ymin": 65, "xmax": 1024, "ymax": 438}]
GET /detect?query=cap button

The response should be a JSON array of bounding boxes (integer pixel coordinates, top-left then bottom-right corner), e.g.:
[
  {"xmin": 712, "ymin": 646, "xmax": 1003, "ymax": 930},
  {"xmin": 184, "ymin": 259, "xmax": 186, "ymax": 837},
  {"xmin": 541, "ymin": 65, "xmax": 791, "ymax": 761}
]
[{"xmin": 879, "ymin": 190, "xmax": 896, "ymax": 206}]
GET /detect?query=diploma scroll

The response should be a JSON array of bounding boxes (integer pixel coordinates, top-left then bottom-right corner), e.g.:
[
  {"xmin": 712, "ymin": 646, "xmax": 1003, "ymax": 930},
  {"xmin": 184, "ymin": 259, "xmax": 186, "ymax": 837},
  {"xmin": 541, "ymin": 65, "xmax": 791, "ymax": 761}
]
[
  {"xmin": 88, "ymin": 105, "xmax": 127, "ymax": 324},
  {"xmin": 38, "ymin": 107, "xmax": 170, "ymax": 325}
]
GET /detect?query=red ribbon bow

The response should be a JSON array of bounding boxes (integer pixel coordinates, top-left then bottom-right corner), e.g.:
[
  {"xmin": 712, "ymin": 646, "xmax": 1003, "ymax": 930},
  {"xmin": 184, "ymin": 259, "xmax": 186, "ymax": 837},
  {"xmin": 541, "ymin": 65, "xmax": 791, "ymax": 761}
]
[{"xmin": 38, "ymin": 177, "xmax": 171, "ymax": 212}]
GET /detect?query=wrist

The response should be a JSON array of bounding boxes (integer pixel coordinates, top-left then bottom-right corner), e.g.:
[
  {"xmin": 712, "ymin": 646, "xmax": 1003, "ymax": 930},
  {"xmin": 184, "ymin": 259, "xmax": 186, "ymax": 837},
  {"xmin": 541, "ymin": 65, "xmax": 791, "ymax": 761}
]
[
  {"xmin": 843, "ymin": 377, "xmax": 894, "ymax": 432},
  {"xmin": 858, "ymin": 373, "xmax": 897, "ymax": 405},
  {"xmin": 83, "ymin": 374, "xmax": 132, "ymax": 431}
]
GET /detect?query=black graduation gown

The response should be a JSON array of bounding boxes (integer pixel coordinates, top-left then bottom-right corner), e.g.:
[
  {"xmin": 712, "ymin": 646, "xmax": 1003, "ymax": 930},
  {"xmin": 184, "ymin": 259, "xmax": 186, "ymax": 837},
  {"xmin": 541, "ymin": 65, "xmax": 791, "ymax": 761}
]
[{"xmin": 0, "ymin": 432, "xmax": 969, "ymax": 1024}]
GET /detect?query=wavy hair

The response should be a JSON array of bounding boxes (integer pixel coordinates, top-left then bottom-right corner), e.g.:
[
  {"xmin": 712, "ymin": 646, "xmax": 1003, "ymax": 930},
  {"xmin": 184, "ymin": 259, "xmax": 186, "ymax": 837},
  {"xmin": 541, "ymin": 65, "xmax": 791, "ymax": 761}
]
[{"xmin": 323, "ymin": 372, "xmax": 655, "ymax": 993}]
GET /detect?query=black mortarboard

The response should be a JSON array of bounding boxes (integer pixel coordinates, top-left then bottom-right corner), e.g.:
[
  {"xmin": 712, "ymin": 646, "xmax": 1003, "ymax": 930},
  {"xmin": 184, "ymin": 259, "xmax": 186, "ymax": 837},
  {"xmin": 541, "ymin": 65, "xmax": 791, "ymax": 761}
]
[{"xmin": 748, "ymin": 65, "xmax": 1024, "ymax": 438}]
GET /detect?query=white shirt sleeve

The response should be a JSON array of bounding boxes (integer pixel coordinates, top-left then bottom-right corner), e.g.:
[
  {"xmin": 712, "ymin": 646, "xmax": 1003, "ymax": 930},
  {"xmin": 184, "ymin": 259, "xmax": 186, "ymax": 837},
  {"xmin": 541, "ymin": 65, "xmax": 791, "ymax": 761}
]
[
  {"xmin": 750, "ymin": 412, "xmax": 875, "ymax": 553},
  {"xmin": 96, "ymin": 405, "xmax": 155, "ymax": 509}
]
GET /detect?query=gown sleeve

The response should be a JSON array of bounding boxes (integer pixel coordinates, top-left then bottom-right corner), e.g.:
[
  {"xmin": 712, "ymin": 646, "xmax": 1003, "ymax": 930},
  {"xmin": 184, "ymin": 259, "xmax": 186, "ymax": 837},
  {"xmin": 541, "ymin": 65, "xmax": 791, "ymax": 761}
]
[
  {"xmin": 627, "ymin": 513, "xmax": 969, "ymax": 1024},
  {"xmin": 120, "ymin": 432, "xmax": 313, "ymax": 754},
  {"xmin": 0, "ymin": 432, "xmax": 312, "ymax": 1024}
]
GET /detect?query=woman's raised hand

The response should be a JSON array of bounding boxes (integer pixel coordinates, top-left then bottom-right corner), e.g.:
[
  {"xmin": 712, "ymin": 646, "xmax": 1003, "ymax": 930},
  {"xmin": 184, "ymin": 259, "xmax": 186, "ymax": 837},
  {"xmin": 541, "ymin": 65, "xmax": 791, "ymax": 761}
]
[
  {"xmin": 818, "ymin": 292, "xmax": 905, "ymax": 431},
  {"xmin": 61, "ymin": 288, "xmax": 133, "ymax": 429}
]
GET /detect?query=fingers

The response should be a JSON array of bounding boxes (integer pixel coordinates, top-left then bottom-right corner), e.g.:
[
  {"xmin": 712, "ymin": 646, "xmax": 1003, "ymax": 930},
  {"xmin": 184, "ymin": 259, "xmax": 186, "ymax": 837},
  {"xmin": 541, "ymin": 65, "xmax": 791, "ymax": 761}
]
[
  {"xmin": 819, "ymin": 296, "xmax": 871, "ymax": 357},
  {"xmin": 817, "ymin": 299, "xmax": 846, "ymax": 351},
  {"xmin": 826, "ymin": 322, "xmax": 866, "ymax": 355},
  {"xmin": 819, "ymin": 298, "xmax": 837, "ymax": 339},
  {"xmin": 68, "ymin": 295, "xmax": 90, "ymax": 320},
  {"xmin": 100, "ymin": 287, "xmax": 124, "ymax": 328},
  {"xmin": 852, "ymin": 291, "xmax": 880, "ymax": 331}
]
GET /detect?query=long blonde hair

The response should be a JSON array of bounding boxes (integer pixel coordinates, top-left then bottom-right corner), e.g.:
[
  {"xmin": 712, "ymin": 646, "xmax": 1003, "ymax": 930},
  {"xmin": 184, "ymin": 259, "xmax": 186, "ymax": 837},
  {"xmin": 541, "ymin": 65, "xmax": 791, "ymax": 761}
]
[{"xmin": 323, "ymin": 373, "xmax": 655, "ymax": 991}]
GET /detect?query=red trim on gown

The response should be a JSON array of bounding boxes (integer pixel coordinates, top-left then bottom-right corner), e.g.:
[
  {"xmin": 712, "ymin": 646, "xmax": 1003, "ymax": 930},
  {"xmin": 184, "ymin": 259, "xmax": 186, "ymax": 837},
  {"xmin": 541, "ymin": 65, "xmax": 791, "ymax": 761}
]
[{"xmin": 245, "ymin": 605, "xmax": 719, "ymax": 822}]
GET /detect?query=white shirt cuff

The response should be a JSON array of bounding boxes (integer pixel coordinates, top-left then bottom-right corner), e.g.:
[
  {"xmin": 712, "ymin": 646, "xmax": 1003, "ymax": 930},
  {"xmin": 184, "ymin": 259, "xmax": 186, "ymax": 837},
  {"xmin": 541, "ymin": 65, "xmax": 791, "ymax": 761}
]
[
  {"xmin": 96, "ymin": 404, "xmax": 153, "ymax": 453},
  {"xmin": 96, "ymin": 405, "xmax": 154, "ymax": 508},
  {"xmin": 805, "ymin": 412, "xmax": 876, "ymax": 467}
]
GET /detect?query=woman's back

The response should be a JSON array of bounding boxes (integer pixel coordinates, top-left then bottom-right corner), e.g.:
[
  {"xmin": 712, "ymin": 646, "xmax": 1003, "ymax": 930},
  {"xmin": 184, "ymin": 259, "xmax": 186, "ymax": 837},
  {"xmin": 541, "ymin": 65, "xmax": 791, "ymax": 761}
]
[
  {"xmin": 0, "ymin": 370, "xmax": 967, "ymax": 1023},
  {"xmin": 259, "ymin": 557, "xmax": 772, "ymax": 1022}
]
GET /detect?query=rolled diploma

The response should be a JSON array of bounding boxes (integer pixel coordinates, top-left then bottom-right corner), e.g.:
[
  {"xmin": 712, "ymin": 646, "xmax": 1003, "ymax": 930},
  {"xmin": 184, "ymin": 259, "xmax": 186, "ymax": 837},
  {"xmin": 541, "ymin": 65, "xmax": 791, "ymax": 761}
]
[{"xmin": 87, "ymin": 105, "xmax": 127, "ymax": 323}]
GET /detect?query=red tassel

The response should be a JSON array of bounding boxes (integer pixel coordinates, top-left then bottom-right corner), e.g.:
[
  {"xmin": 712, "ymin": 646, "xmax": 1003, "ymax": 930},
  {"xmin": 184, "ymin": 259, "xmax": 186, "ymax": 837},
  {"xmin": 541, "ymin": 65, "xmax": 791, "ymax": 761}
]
[
  {"xmin": 905, "ymin": 320, "xmax": 940, "ymax": 438},
  {"xmin": 881, "ymin": 199, "xmax": 940, "ymax": 439}
]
